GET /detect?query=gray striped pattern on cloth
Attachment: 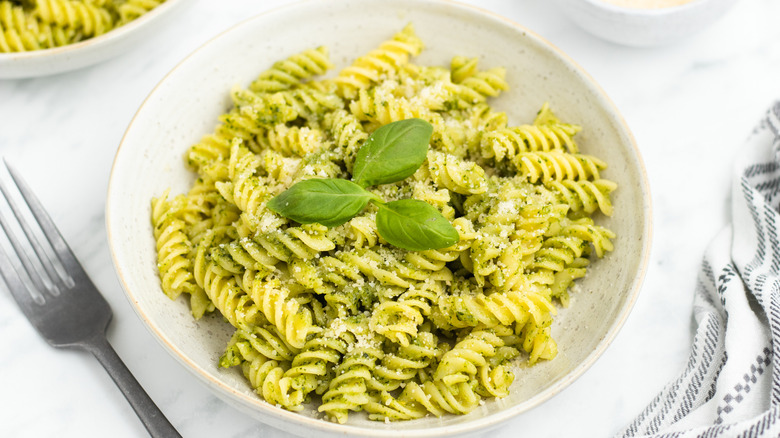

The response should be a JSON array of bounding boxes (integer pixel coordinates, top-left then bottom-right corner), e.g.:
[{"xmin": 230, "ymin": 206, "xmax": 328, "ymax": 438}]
[{"xmin": 619, "ymin": 102, "xmax": 780, "ymax": 438}]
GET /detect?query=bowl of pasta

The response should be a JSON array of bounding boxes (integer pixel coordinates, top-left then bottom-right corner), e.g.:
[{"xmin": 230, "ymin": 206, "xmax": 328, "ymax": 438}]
[
  {"xmin": 106, "ymin": 0, "xmax": 652, "ymax": 436},
  {"xmin": 0, "ymin": 0, "xmax": 185, "ymax": 79}
]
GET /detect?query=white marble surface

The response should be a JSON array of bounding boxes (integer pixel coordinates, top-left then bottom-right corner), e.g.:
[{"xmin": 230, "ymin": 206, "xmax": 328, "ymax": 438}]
[{"xmin": 1, "ymin": 0, "xmax": 779, "ymax": 437}]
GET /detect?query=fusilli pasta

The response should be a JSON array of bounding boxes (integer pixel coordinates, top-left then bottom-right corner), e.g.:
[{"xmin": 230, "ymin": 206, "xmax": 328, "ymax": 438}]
[{"xmin": 152, "ymin": 24, "xmax": 618, "ymax": 423}]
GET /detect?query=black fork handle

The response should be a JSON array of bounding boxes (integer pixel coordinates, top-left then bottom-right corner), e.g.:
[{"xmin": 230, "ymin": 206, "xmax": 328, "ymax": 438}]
[{"xmin": 83, "ymin": 336, "xmax": 182, "ymax": 438}]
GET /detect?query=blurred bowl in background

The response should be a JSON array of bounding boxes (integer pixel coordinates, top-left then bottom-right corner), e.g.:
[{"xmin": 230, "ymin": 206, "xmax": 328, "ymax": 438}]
[
  {"xmin": 0, "ymin": 0, "xmax": 188, "ymax": 79},
  {"xmin": 551, "ymin": 0, "xmax": 741, "ymax": 47}
]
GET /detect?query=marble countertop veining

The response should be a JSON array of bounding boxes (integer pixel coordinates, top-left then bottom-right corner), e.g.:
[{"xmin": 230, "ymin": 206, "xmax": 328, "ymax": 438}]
[{"xmin": 1, "ymin": 0, "xmax": 780, "ymax": 437}]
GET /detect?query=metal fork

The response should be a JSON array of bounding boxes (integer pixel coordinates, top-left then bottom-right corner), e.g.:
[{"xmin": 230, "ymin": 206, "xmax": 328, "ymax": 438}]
[{"xmin": 0, "ymin": 161, "xmax": 181, "ymax": 438}]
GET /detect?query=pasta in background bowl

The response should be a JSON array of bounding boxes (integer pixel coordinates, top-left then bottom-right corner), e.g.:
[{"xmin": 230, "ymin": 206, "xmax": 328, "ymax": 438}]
[
  {"xmin": 0, "ymin": 0, "xmax": 186, "ymax": 79},
  {"xmin": 106, "ymin": 0, "xmax": 652, "ymax": 436}
]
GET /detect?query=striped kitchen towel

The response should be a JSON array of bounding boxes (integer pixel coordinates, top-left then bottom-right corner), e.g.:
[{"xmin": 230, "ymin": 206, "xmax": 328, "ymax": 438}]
[{"xmin": 619, "ymin": 102, "xmax": 780, "ymax": 437}]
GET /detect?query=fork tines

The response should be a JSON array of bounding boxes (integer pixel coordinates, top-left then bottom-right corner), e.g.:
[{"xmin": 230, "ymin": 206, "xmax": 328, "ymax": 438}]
[{"xmin": 0, "ymin": 161, "xmax": 74, "ymax": 306}]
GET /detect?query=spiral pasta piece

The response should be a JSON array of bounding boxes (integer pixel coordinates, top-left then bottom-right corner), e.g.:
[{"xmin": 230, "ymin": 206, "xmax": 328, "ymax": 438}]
[
  {"xmin": 243, "ymin": 358, "xmax": 301, "ymax": 409},
  {"xmin": 481, "ymin": 123, "xmax": 580, "ymax": 161},
  {"xmin": 323, "ymin": 109, "xmax": 368, "ymax": 173},
  {"xmin": 344, "ymin": 215, "xmax": 381, "ymax": 249},
  {"xmin": 529, "ymin": 234, "xmax": 587, "ymax": 274},
  {"xmin": 178, "ymin": 178, "xmax": 223, "ymax": 227},
  {"xmin": 451, "ymin": 67, "xmax": 509, "ymax": 105},
  {"xmin": 334, "ymin": 23, "xmax": 423, "ymax": 98},
  {"xmin": 425, "ymin": 150, "xmax": 488, "ymax": 194},
  {"xmin": 476, "ymin": 362, "xmax": 515, "ymax": 398},
  {"xmin": 363, "ymin": 333, "xmax": 444, "ymax": 421},
  {"xmin": 272, "ymin": 87, "xmax": 345, "ymax": 122},
  {"xmin": 518, "ymin": 324, "xmax": 557, "ymax": 364},
  {"xmin": 547, "ymin": 178, "xmax": 617, "ymax": 216},
  {"xmin": 514, "ymin": 151, "xmax": 607, "ymax": 183},
  {"xmin": 291, "ymin": 245, "xmax": 453, "ymax": 297},
  {"xmin": 151, "ymin": 193, "xmax": 195, "ymax": 299},
  {"xmin": 253, "ymin": 223, "xmax": 336, "ymax": 262},
  {"xmin": 556, "ymin": 217, "xmax": 616, "ymax": 258},
  {"xmin": 281, "ymin": 325, "xmax": 352, "ymax": 396},
  {"xmin": 449, "ymin": 55, "xmax": 478, "ymax": 84},
  {"xmin": 404, "ymin": 380, "xmax": 481, "ymax": 416},
  {"xmin": 1, "ymin": 3, "xmax": 36, "ymax": 52},
  {"xmin": 319, "ymin": 340, "xmax": 383, "ymax": 423},
  {"xmin": 432, "ymin": 283, "xmax": 556, "ymax": 333},
  {"xmin": 219, "ymin": 328, "xmax": 304, "ymax": 410},
  {"xmin": 216, "ymin": 172, "xmax": 272, "ymax": 225},
  {"xmin": 290, "ymin": 150, "xmax": 344, "ymax": 185},
  {"xmin": 245, "ymin": 276, "xmax": 321, "ymax": 349},
  {"xmin": 368, "ymin": 282, "xmax": 445, "ymax": 346},
  {"xmin": 150, "ymin": 191, "xmax": 215, "ymax": 318},
  {"xmin": 192, "ymin": 229, "xmax": 268, "ymax": 328},
  {"xmin": 371, "ymin": 330, "xmax": 439, "ymax": 391},
  {"xmin": 249, "ymin": 46, "xmax": 334, "ymax": 93},
  {"xmin": 549, "ymin": 257, "xmax": 589, "ymax": 306},
  {"xmin": 370, "ymin": 300, "xmax": 423, "ymax": 346},
  {"xmin": 480, "ymin": 105, "xmax": 582, "ymax": 161},
  {"xmin": 434, "ymin": 330, "xmax": 505, "ymax": 386},
  {"xmin": 349, "ymin": 87, "xmax": 432, "ymax": 126},
  {"xmin": 364, "ymin": 390, "xmax": 427, "ymax": 421},
  {"xmin": 263, "ymin": 124, "xmax": 327, "ymax": 158},
  {"xmin": 218, "ymin": 108, "xmax": 268, "ymax": 148},
  {"xmin": 466, "ymin": 228, "xmax": 531, "ymax": 290},
  {"xmin": 117, "ymin": 0, "xmax": 163, "ymax": 23},
  {"xmin": 186, "ymin": 95, "xmax": 288, "ymax": 176},
  {"xmin": 220, "ymin": 324, "xmax": 299, "ymax": 365},
  {"xmin": 461, "ymin": 103, "xmax": 508, "ymax": 150},
  {"xmin": 228, "ymin": 89, "xmax": 299, "ymax": 131},
  {"xmin": 369, "ymin": 280, "xmax": 445, "ymax": 348},
  {"xmin": 527, "ymin": 217, "xmax": 614, "ymax": 306},
  {"xmin": 36, "ymin": 0, "xmax": 113, "ymax": 37},
  {"xmin": 185, "ymin": 134, "xmax": 232, "ymax": 173}
]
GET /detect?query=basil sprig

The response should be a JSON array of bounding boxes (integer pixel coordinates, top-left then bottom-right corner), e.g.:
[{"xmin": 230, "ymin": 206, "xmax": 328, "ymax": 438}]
[{"xmin": 267, "ymin": 118, "xmax": 459, "ymax": 251}]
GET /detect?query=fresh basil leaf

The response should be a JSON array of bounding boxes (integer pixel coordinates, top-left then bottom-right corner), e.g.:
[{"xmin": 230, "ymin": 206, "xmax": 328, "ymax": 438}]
[
  {"xmin": 375, "ymin": 199, "xmax": 459, "ymax": 251},
  {"xmin": 352, "ymin": 118, "xmax": 434, "ymax": 188},
  {"xmin": 267, "ymin": 179, "xmax": 376, "ymax": 227}
]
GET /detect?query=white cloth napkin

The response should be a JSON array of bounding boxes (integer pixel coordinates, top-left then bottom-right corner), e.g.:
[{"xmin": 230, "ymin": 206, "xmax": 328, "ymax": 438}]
[{"xmin": 619, "ymin": 102, "xmax": 780, "ymax": 437}]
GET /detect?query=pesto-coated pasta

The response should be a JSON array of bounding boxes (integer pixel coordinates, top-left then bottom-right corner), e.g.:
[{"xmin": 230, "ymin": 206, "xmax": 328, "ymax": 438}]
[
  {"xmin": 151, "ymin": 24, "xmax": 618, "ymax": 424},
  {"xmin": 0, "ymin": 0, "xmax": 166, "ymax": 53}
]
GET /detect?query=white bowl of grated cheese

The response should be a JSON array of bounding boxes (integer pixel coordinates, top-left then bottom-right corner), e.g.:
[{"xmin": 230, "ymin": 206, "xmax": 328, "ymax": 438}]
[
  {"xmin": 106, "ymin": 0, "xmax": 652, "ymax": 436},
  {"xmin": 552, "ymin": 0, "xmax": 742, "ymax": 47}
]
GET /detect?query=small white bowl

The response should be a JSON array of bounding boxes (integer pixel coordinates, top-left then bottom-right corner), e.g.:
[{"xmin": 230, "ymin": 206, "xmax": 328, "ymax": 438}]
[
  {"xmin": 107, "ymin": 0, "xmax": 652, "ymax": 436},
  {"xmin": 552, "ymin": 0, "xmax": 741, "ymax": 47},
  {"xmin": 0, "ymin": 0, "xmax": 187, "ymax": 79}
]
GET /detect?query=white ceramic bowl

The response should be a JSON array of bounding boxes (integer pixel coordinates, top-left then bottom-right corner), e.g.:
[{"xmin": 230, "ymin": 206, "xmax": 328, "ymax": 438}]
[
  {"xmin": 106, "ymin": 0, "xmax": 652, "ymax": 436},
  {"xmin": 0, "ymin": 0, "xmax": 187, "ymax": 79},
  {"xmin": 552, "ymin": 0, "xmax": 741, "ymax": 47}
]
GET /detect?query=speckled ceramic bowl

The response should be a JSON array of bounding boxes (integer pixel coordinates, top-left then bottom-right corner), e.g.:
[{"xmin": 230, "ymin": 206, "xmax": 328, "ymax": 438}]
[
  {"xmin": 0, "ymin": 0, "xmax": 187, "ymax": 79},
  {"xmin": 106, "ymin": 0, "xmax": 652, "ymax": 436},
  {"xmin": 552, "ymin": 0, "xmax": 741, "ymax": 47}
]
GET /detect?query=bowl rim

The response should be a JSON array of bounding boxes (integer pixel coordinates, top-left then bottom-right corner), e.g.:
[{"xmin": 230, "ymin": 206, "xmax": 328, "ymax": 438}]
[
  {"xmin": 0, "ymin": 0, "xmax": 186, "ymax": 61},
  {"xmin": 578, "ymin": 0, "xmax": 710, "ymax": 15},
  {"xmin": 106, "ymin": 0, "xmax": 653, "ymax": 435}
]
